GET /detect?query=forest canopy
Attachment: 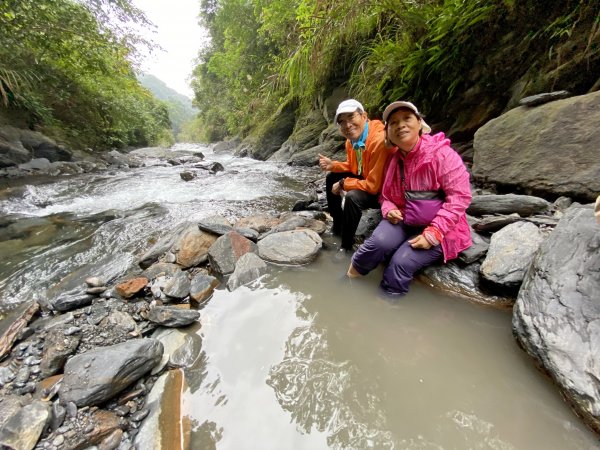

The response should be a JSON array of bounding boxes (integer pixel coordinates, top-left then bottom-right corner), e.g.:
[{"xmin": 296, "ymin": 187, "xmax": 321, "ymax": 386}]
[
  {"xmin": 0, "ymin": 0, "xmax": 174, "ymax": 149},
  {"xmin": 191, "ymin": 0, "xmax": 599, "ymax": 143}
]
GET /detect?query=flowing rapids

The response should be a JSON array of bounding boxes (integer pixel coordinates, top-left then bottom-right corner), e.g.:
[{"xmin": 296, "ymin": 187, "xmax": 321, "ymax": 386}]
[{"xmin": 0, "ymin": 144, "xmax": 597, "ymax": 449}]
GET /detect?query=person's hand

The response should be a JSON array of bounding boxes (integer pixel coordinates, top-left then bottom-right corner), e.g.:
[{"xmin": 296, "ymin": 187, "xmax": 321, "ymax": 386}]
[
  {"xmin": 387, "ymin": 209, "xmax": 403, "ymax": 224},
  {"xmin": 318, "ymin": 153, "xmax": 333, "ymax": 171},
  {"xmin": 409, "ymin": 234, "xmax": 432, "ymax": 249},
  {"xmin": 331, "ymin": 181, "xmax": 343, "ymax": 195}
]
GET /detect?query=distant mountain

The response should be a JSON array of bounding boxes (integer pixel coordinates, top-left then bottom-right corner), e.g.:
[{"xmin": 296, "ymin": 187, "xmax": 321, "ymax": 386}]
[{"xmin": 138, "ymin": 73, "xmax": 197, "ymax": 136}]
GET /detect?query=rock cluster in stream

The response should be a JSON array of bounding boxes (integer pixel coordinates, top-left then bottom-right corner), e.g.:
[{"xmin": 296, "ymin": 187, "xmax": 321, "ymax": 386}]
[{"xmin": 0, "ymin": 191, "xmax": 331, "ymax": 449}]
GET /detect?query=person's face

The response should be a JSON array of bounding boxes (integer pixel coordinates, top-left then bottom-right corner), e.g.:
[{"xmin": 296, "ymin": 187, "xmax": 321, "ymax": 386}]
[
  {"xmin": 386, "ymin": 108, "xmax": 421, "ymax": 151},
  {"xmin": 337, "ymin": 110, "xmax": 368, "ymax": 141}
]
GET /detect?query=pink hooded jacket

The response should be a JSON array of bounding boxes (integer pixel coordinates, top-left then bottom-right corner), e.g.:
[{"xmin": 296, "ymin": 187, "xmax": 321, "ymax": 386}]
[{"xmin": 380, "ymin": 132, "xmax": 472, "ymax": 262}]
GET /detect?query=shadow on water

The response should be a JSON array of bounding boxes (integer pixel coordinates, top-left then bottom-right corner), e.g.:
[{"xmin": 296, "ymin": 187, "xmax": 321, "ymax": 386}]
[{"xmin": 184, "ymin": 246, "xmax": 599, "ymax": 449}]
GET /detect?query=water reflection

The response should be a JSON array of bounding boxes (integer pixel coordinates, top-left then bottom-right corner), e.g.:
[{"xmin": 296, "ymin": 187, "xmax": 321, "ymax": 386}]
[{"xmin": 267, "ymin": 324, "xmax": 394, "ymax": 449}]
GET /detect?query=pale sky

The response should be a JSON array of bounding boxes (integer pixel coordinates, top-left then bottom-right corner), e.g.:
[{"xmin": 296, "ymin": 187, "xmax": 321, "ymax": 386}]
[{"xmin": 133, "ymin": 0, "xmax": 208, "ymax": 98}]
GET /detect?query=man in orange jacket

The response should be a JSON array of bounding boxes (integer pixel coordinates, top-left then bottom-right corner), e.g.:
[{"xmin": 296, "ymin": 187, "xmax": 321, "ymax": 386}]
[{"xmin": 318, "ymin": 99, "xmax": 389, "ymax": 251}]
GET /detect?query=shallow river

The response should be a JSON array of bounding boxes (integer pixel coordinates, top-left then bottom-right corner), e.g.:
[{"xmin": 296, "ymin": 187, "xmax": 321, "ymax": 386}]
[{"xmin": 0, "ymin": 144, "xmax": 597, "ymax": 449}]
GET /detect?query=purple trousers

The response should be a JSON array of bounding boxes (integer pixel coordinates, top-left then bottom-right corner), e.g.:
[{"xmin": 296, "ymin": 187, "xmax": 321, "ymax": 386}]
[{"xmin": 351, "ymin": 220, "xmax": 443, "ymax": 296}]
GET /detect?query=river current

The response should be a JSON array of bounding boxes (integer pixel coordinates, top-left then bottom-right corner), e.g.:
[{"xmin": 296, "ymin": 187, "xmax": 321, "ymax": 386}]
[{"xmin": 0, "ymin": 143, "xmax": 597, "ymax": 449}]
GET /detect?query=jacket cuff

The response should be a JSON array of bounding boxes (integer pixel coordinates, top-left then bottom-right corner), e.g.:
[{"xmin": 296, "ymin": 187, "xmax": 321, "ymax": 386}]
[{"xmin": 423, "ymin": 226, "xmax": 443, "ymax": 246}]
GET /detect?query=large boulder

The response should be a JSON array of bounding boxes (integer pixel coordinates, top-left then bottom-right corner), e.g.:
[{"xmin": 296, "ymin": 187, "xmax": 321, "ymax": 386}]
[
  {"xmin": 473, "ymin": 91, "xmax": 600, "ymax": 201},
  {"xmin": 512, "ymin": 205, "xmax": 600, "ymax": 433},
  {"xmin": 0, "ymin": 126, "xmax": 72, "ymax": 168}
]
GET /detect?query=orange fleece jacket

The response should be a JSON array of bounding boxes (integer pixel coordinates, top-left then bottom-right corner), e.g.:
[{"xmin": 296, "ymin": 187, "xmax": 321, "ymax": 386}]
[{"xmin": 330, "ymin": 119, "xmax": 389, "ymax": 195}]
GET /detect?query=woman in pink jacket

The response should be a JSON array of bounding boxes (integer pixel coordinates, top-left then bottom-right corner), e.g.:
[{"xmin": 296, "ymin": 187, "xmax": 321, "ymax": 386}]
[{"xmin": 347, "ymin": 101, "xmax": 472, "ymax": 296}]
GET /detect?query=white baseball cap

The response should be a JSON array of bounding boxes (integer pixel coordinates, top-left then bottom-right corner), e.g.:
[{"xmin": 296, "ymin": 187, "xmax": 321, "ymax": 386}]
[
  {"xmin": 334, "ymin": 99, "xmax": 364, "ymax": 123},
  {"xmin": 382, "ymin": 101, "xmax": 432, "ymax": 134}
]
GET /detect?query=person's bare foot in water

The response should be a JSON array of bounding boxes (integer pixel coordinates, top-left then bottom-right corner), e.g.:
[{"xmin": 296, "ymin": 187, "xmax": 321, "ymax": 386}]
[{"xmin": 347, "ymin": 264, "xmax": 360, "ymax": 278}]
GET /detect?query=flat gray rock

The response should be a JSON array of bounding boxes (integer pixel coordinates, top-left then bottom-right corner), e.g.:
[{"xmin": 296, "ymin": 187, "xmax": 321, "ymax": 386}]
[
  {"xmin": 467, "ymin": 194, "xmax": 550, "ymax": 217},
  {"xmin": 146, "ymin": 306, "xmax": 200, "ymax": 328},
  {"xmin": 258, "ymin": 229, "xmax": 322, "ymax": 265},
  {"xmin": 59, "ymin": 338, "xmax": 163, "ymax": 407},
  {"xmin": 519, "ymin": 90, "xmax": 571, "ymax": 106}
]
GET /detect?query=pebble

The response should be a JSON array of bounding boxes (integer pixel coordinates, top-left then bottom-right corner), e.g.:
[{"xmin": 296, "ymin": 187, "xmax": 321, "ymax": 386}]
[
  {"xmin": 14, "ymin": 365, "xmax": 31, "ymax": 387},
  {"xmin": 85, "ymin": 277, "xmax": 105, "ymax": 287},
  {"xmin": 24, "ymin": 355, "xmax": 42, "ymax": 365},
  {"xmin": 66, "ymin": 401, "xmax": 78, "ymax": 418},
  {"xmin": 51, "ymin": 404, "xmax": 66, "ymax": 431},
  {"xmin": 113, "ymin": 405, "xmax": 130, "ymax": 417},
  {"xmin": 64, "ymin": 326, "xmax": 81, "ymax": 336},
  {"xmin": 87, "ymin": 286, "xmax": 107, "ymax": 295},
  {"xmin": 15, "ymin": 383, "xmax": 36, "ymax": 394},
  {"xmin": 52, "ymin": 435, "xmax": 65, "ymax": 446},
  {"xmin": 0, "ymin": 365, "xmax": 17, "ymax": 385},
  {"xmin": 130, "ymin": 409, "xmax": 149, "ymax": 422},
  {"xmin": 84, "ymin": 423, "xmax": 95, "ymax": 434}
]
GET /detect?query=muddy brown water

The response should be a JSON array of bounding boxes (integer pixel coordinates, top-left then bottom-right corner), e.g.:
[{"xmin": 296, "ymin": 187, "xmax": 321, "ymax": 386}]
[{"xmin": 184, "ymin": 248, "xmax": 599, "ymax": 449}]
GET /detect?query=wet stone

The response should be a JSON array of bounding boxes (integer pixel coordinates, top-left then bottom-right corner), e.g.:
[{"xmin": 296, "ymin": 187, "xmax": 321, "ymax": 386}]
[
  {"xmin": 146, "ymin": 306, "xmax": 200, "ymax": 328},
  {"xmin": 64, "ymin": 326, "xmax": 81, "ymax": 336},
  {"xmin": 86, "ymin": 286, "xmax": 107, "ymax": 295},
  {"xmin": 14, "ymin": 365, "xmax": 30, "ymax": 387},
  {"xmin": 66, "ymin": 401, "xmax": 78, "ymax": 418},
  {"xmin": 130, "ymin": 408, "xmax": 149, "ymax": 422},
  {"xmin": 50, "ymin": 403, "xmax": 66, "ymax": 431},
  {"xmin": 85, "ymin": 277, "xmax": 106, "ymax": 288}
]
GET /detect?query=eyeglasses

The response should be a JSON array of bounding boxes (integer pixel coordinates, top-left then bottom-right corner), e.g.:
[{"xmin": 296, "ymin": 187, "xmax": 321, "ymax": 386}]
[{"xmin": 337, "ymin": 111, "xmax": 361, "ymax": 127}]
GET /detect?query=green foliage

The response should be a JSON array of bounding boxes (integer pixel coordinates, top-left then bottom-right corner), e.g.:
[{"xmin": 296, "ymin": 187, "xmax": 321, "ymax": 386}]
[
  {"xmin": 0, "ymin": 0, "xmax": 172, "ymax": 150},
  {"xmin": 178, "ymin": 115, "xmax": 210, "ymax": 143},
  {"xmin": 191, "ymin": 0, "xmax": 600, "ymax": 141}
]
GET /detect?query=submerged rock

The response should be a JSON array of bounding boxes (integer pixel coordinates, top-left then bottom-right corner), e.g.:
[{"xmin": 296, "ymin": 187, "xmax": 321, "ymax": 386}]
[{"xmin": 134, "ymin": 369, "xmax": 189, "ymax": 450}]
